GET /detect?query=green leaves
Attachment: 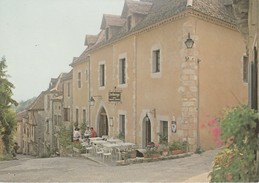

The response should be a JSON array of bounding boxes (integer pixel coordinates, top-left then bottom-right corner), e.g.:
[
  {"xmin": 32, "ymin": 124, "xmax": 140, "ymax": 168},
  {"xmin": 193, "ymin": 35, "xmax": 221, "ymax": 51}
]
[
  {"xmin": 209, "ymin": 105, "xmax": 258, "ymax": 182},
  {"xmin": 0, "ymin": 57, "xmax": 18, "ymax": 155}
]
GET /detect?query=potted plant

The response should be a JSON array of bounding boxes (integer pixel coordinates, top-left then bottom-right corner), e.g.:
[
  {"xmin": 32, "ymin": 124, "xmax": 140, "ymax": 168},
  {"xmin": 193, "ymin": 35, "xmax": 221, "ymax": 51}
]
[
  {"xmin": 144, "ymin": 148, "xmax": 160, "ymax": 158},
  {"xmin": 169, "ymin": 140, "xmax": 185, "ymax": 155},
  {"xmin": 159, "ymin": 144, "xmax": 169, "ymax": 156},
  {"xmin": 127, "ymin": 147, "xmax": 137, "ymax": 159}
]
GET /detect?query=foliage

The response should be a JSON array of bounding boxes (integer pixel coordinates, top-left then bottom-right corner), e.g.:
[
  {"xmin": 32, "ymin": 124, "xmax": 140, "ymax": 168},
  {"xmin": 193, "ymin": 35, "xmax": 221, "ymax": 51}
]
[
  {"xmin": 158, "ymin": 132, "xmax": 168, "ymax": 145},
  {"xmin": 209, "ymin": 105, "xmax": 258, "ymax": 182},
  {"xmin": 169, "ymin": 140, "xmax": 188, "ymax": 151},
  {"xmin": 0, "ymin": 57, "xmax": 18, "ymax": 156},
  {"xmin": 195, "ymin": 146, "xmax": 204, "ymax": 154},
  {"xmin": 80, "ymin": 121, "xmax": 87, "ymax": 137},
  {"xmin": 58, "ymin": 124, "xmax": 73, "ymax": 155},
  {"xmin": 145, "ymin": 147, "xmax": 160, "ymax": 157},
  {"xmin": 117, "ymin": 131, "xmax": 125, "ymax": 141}
]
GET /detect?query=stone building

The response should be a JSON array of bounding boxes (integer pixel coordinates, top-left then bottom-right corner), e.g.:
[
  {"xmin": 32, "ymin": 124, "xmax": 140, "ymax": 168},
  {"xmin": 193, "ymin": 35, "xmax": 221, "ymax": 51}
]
[{"xmin": 69, "ymin": 0, "xmax": 248, "ymax": 150}]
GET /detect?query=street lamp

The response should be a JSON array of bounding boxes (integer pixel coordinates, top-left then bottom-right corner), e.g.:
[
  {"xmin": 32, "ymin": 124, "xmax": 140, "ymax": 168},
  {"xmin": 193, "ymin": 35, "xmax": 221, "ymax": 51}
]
[{"xmin": 185, "ymin": 33, "xmax": 194, "ymax": 49}]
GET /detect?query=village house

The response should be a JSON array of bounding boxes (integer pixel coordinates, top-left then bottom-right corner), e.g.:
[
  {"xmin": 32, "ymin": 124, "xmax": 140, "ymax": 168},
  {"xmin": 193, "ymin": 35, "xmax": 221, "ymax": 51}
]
[
  {"xmin": 15, "ymin": 0, "xmax": 257, "ymax": 155},
  {"xmin": 69, "ymin": 0, "xmax": 248, "ymax": 151}
]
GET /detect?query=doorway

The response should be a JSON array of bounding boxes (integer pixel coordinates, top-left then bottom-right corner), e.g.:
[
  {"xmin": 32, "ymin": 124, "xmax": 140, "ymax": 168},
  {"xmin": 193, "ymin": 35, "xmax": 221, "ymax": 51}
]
[
  {"xmin": 97, "ymin": 107, "xmax": 108, "ymax": 137},
  {"xmin": 142, "ymin": 115, "xmax": 151, "ymax": 148}
]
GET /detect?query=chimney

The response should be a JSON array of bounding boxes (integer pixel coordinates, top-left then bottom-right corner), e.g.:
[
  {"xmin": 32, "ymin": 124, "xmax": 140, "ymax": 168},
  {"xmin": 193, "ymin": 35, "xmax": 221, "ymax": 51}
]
[{"xmin": 186, "ymin": 0, "xmax": 193, "ymax": 7}]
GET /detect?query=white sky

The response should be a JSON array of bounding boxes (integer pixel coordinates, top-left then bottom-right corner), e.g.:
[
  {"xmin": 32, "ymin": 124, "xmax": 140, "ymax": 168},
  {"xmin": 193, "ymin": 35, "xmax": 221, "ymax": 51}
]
[{"xmin": 0, "ymin": 0, "xmax": 124, "ymax": 101}]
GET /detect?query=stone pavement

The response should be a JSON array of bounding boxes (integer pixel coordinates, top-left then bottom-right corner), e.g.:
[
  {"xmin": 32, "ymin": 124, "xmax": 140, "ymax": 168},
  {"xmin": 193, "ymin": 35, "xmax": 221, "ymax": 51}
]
[{"xmin": 0, "ymin": 149, "xmax": 219, "ymax": 182}]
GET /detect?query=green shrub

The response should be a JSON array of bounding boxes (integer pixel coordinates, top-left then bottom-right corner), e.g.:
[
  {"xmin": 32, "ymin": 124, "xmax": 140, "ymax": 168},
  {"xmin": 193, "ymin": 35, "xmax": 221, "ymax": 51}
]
[{"xmin": 209, "ymin": 105, "xmax": 258, "ymax": 182}]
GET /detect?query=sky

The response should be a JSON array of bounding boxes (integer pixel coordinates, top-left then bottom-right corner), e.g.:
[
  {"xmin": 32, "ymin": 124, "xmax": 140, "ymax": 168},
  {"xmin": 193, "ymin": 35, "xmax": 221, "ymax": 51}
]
[{"xmin": 0, "ymin": 0, "xmax": 124, "ymax": 102}]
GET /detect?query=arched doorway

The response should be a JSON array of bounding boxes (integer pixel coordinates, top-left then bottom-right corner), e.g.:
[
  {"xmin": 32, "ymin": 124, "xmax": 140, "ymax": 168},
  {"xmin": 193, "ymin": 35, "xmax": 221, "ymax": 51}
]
[
  {"xmin": 142, "ymin": 114, "xmax": 151, "ymax": 148},
  {"xmin": 97, "ymin": 107, "xmax": 108, "ymax": 137}
]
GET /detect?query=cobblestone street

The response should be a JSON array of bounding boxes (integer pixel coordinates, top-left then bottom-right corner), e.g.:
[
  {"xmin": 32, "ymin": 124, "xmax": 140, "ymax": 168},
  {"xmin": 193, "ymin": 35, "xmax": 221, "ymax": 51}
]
[{"xmin": 0, "ymin": 149, "xmax": 219, "ymax": 182}]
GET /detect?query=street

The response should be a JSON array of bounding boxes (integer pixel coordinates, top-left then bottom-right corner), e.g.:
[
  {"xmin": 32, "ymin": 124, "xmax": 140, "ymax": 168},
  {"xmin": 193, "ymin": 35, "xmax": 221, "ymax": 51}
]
[{"xmin": 0, "ymin": 149, "xmax": 218, "ymax": 182}]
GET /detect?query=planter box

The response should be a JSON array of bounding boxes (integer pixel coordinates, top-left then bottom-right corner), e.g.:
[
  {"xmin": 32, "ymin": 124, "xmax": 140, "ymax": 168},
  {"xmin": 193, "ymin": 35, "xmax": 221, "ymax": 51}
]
[{"xmin": 172, "ymin": 149, "xmax": 184, "ymax": 155}]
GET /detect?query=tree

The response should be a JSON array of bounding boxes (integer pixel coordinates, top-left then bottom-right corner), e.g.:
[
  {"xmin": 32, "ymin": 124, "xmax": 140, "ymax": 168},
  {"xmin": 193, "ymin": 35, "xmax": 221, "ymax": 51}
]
[{"xmin": 0, "ymin": 56, "xmax": 18, "ymax": 155}]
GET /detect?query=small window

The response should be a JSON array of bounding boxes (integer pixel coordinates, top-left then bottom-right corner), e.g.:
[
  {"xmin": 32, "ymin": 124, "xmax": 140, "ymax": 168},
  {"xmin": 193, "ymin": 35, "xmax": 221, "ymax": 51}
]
[
  {"xmin": 76, "ymin": 109, "xmax": 79, "ymax": 124},
  {"xmin": 243, "ymin": 56, "xmax": 248, "ymax": 83},
  {"xmin": 160, "ymin": 121, "xmax": 168, "ymax": 144},
  {"xmin": 100, "ymin": 64, "xmax": 105, "ymax": 87},
  {"xmin": 85, "ymin": 69, "xmax": 88, "ymax": 80},
  {"xmin": 78, "ymin": 72, "xmax": 81, "ymax": 88},
  {"xmin": 119, "ymin": 114, "xmax": 126, "ymax": 140},
  {"xmin": 83, "ymin": 109, "xmax": 86, "ymax": 123},
  {"xmin": 64, "ymin": 108, "xmax": 70, "ymax": 121},
  {"xmin": 152, "ymin": 49, "xmax": 160, "ymax": 73},
  {"xmin": 119, "ymin": 58, "xmax": 126, "ymax": 84},
  {"xmin": 127, "ymin": 16, "xmax": 132, "ymax": 31},
  {"xmin": 67, "ymin": 82, "xmax": 71, "ymax": 97}
]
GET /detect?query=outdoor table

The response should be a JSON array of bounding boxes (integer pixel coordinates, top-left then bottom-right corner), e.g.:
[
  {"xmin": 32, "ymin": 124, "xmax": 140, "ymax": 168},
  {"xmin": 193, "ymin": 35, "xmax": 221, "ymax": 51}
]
[
  {"xmin": 102, "ymin": 143, "xmax": 121, "ymax": 148},
  {"xmin": 89, "ymin": 137, "xmax": 103, "ymax": 143},
  {"xmin": 91, "ymin": 140, "xmax": 108, "ymax": 145},
  {"xmin": 120, "ymin": 142, "xmax": 135, "ymax": 147},
  {"xmin": 107, "ymin": 139, "xmax": 123, "ymax": 144}
]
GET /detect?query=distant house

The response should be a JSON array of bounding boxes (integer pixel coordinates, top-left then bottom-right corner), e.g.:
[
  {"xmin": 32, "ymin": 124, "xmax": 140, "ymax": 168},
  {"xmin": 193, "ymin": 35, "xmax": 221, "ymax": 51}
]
[
  {"xmin": 16, "ymin": 110, "xmax": 29, "ymax": 154},
  {"xmin": 26, "ymin": 91, "xmax": 46, "ymax": 156}
]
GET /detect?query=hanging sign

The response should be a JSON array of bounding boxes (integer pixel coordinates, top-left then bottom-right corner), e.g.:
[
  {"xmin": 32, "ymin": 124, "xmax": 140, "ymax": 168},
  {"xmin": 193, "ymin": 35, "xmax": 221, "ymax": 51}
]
[{"xmin": 108, "ymin": 91, "xmax": 121, "ymax": 102}]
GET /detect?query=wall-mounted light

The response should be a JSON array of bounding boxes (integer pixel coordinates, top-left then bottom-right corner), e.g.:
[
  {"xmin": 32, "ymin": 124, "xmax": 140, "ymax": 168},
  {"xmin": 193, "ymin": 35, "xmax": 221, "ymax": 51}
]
[
  {"xmin": 89, "ymin": 96, "xmax": 95, "ymax": 106},
  {"xmin": 89, "ymin": 96, "xmax": 102, "ymax": 106},
  {"xmin": 185, "ymin": 33, "xmax": 194, "ymax": 49}
]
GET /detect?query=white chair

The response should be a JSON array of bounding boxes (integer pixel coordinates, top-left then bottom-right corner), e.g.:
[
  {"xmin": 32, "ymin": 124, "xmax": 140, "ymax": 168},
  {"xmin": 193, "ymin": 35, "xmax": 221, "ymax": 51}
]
[
  {"xmin": 96, "ymin": 146, "xmax": 104, "ymax": 158},
  {"xmin": 114, "ymin": 147, "xmax": 122, "ymax": 160},
  {"xmin": 85, "ymin": 145, "xmax": 93, "ymax": 155},
  {"xmin": 103, "ymin": 147, "xmax": 112, "ymax": 161}
]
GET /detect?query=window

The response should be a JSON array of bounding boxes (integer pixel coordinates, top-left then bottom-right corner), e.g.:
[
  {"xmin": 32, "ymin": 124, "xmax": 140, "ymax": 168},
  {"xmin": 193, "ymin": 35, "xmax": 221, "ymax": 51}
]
[
  {"xmin": 67, "ymin": 82, "xmax": 71, "ymax": 97},
  {"xmin": 85, "ymin": 69, "xmax": 88, "ymax": 80},
  {"xmin": 105, "ymin": 27, "xmax": 109, "ymax": 40},
  {"xmin": 127, "ymin": 16, "xmax": 132, "ymax": 31},
  {"xmin": 83, "ymin": 109, "xmax": 86, "ymax": 124},
  {"xmin": 152, "ymin": 49, "xmax": 160, "ymax": 73},
  {"xmin": 243, "ymin": 56, "xmax": 248, "ymax": 83},
  {"xmin": 76, "ymin": 109, "xmax": 79, "ymax": 124},
  {"xmin": 99, "ymin": 64, "xmax": 105, "ymax": 87},
  {"xmin": 119, "ymin": 58, "xmax": 126, "ymax": 84},
  {"xmin": 160, "ymin": 121, "xmax": 168, "ymax": 144},
  {"xmin": 77, "ymin": 72, "xmax": 81, "ymax": 88},
  {"xmin": 119, "ymin": 114, "xmax": 126, "ymax": 140},
  {"xmin": 64, "ymin": 108, "xmax": 70, "ymax": 121},
  {"xmin": 47, "ymin": 95, "xmax": 50, "ymax": 110}
]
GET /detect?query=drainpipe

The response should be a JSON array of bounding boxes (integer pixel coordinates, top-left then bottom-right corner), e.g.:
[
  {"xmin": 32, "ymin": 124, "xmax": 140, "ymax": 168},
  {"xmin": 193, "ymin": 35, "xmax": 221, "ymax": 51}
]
[
  {"xmin": 133, "ymin": 35, "xmax": 137, "ymax": 144},
  {"xmin": 88, "ymin": 55, "xmax": 91, "ymax": 127}
]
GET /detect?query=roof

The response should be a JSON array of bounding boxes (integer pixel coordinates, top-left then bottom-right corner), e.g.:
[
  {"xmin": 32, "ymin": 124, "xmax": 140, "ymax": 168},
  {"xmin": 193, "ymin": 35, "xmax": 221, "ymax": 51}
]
[
  {"xmin": 61, "ymin": 70, "xmax": 73, "ymax": 81},
  {"xmin": 27, "ymin": 91, "xmax": 46, "ymax": 111},
  {"xmin": 121, "ymin": 0, "xmax": 153, "ymax": 18},
  {"xmin": 84, "ymin": 35, "xmax": 98, "ymax": 46},
  {"xmin": 100, "ymin": 14, "xmax": 126, "ymax": 29},
  {"xmin": 86, "ymin": 0, "xmax": 237, "ymax": 53},
  {"xmin": 16, "ymin": 110, "xmax": 28, "ymax": 121},
  {"xmin": 70, "ymin": 30, "xmax": 105, "ymax": 66}
]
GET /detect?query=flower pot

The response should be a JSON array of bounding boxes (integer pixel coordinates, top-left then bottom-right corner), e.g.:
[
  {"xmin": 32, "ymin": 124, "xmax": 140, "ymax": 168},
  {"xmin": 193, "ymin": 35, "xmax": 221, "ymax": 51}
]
[
  {"xmin": 172, "ymin": 149, "xmax": 184, "ymax": 155},
  {"xmin": 161, "ymin": 150, "xmax": 169, "ymax": 156}
]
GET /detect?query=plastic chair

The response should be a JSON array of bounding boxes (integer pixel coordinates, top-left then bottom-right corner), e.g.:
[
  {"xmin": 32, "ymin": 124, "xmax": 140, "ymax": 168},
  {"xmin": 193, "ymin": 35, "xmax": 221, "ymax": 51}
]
[{"xmin": 103, "ymin": 147, "xmax": 112, "ymax": 161}]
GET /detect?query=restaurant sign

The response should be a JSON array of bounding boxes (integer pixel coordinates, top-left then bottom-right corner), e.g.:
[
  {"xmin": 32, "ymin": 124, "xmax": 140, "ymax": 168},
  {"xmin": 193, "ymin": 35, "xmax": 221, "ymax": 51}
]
[{"xmin": 108, "ymin": 91, "xmax": 121, "ymax": 102}]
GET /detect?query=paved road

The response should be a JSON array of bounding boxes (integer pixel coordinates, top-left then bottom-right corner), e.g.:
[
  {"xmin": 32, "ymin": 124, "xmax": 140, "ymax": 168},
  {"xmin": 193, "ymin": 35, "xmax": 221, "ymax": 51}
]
[{"xmin": 0, "ymin": 150, "xmax": 219, "ymax": 182}]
